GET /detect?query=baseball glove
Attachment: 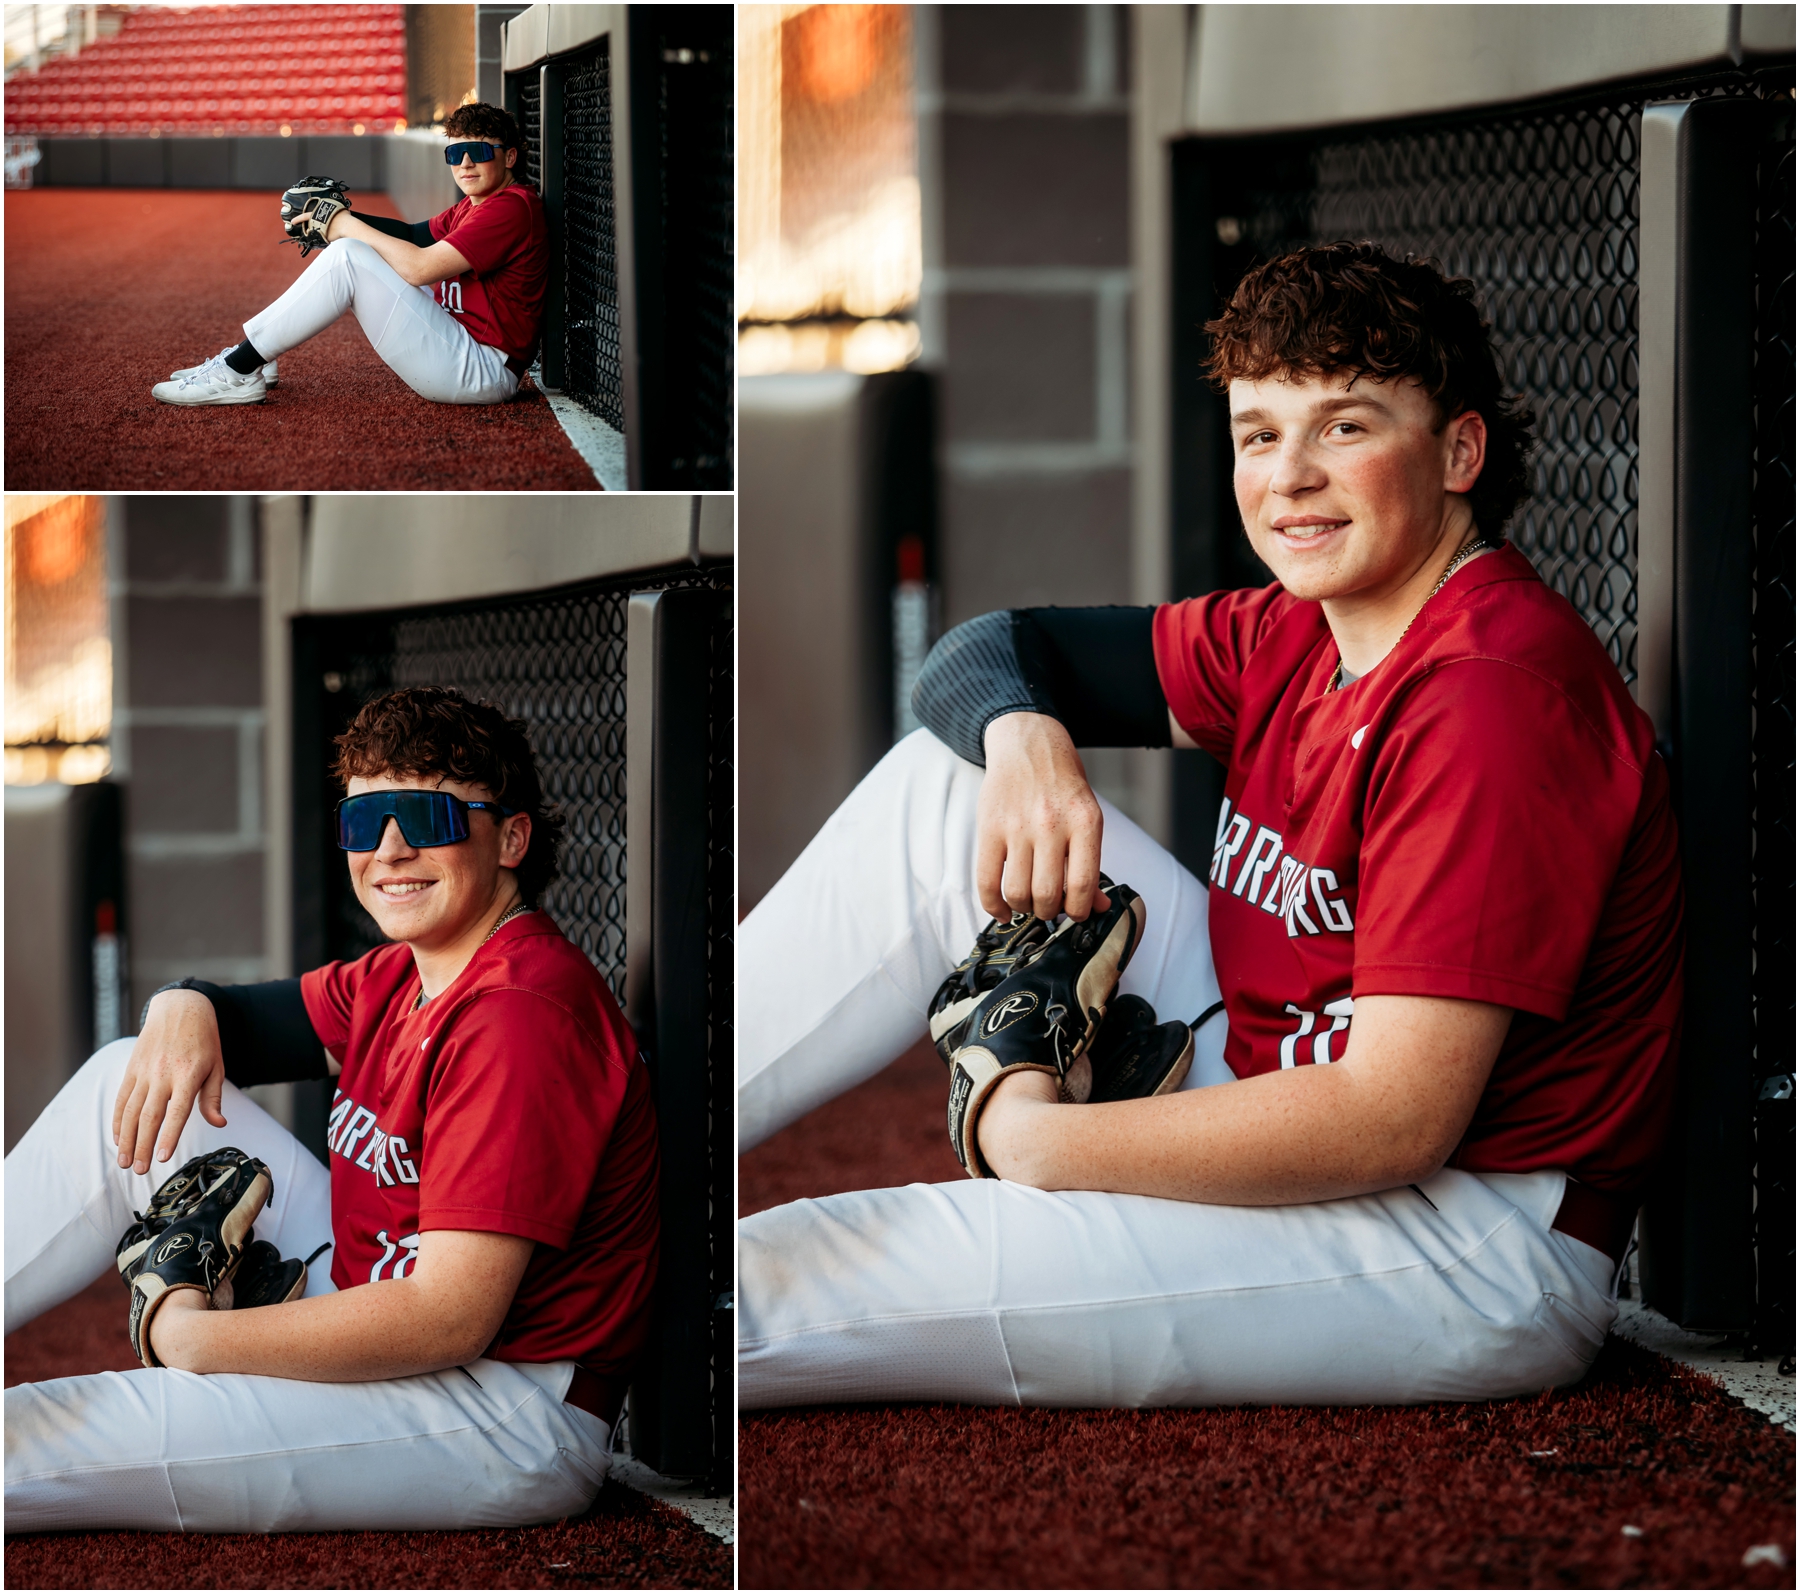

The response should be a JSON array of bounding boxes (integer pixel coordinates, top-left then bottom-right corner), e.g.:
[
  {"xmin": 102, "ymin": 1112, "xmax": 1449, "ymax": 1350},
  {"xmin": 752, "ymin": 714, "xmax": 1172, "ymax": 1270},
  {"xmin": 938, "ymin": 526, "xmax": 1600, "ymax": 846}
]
[
  {"xmin": 1084, "ymin": 994, "xmax": 1194, "ymax": 1104},
  {"xmin": 931, "ymin": 879, "xmax": 1146, "ymax": 1177},
  {"xmin": 927, "ymin": 907, "xmax": 1055, "ymax": 1069},
  {"xmin": 117, "ymin": 1147, "xmax": 272, "ymax": 1367},
  {"xmin": 231, "ymin": 1237, "xmax": 333, "ymax": 1309},
  {"xmin": 279, "ymin": 175, "xmax": 350, "ymax": 258}
]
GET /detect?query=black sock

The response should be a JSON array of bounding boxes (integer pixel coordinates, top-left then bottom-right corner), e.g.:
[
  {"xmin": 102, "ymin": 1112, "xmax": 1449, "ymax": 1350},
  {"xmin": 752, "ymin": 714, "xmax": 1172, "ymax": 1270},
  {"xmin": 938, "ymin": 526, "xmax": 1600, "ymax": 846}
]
[{"xmin": 223, "ymin": 339, "xmax": 266, "ymax": 376}]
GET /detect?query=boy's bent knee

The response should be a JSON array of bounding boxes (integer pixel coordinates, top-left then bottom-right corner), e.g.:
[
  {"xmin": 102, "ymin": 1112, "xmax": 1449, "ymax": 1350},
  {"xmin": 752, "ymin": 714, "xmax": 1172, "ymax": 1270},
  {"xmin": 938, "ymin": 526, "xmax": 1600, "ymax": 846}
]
[
  {"xmin": 75, "ymin": 1036, "xmax": 139, "ymax": 1096},
  {"xmin": 890, "ymin": 725, "xmax": 968, "ymax": 776},
  {"xmin": 321, "ymin": 236, "xmax": 377, "ymax": 269}
]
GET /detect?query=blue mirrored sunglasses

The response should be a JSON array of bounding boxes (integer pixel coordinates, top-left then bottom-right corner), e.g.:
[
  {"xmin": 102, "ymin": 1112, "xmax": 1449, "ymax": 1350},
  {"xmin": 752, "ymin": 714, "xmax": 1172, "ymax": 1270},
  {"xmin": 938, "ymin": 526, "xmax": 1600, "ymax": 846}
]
[
  {"xmin": 336, "ymin": 790, "xmax": 518, "ymax": 851},
  {"xmin": 444, "ymin": 140, "xmax": 498, "ymax": 166}
]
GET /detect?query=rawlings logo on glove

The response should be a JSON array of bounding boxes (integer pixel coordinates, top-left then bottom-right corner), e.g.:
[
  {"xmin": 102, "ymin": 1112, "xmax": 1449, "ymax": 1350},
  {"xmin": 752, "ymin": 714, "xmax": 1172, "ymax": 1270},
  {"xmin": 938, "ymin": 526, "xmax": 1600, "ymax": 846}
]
[
  {"xmin": 930, "ymin": 881, "xmax": 1148, "ymax": 1177},
  {"xmin": 279, "ymin": 175, "xmax": 350, "ymax": 258},
  {"xmin": 115, "ymin": 1148, "xmax": 329, "ymax": 1368}
]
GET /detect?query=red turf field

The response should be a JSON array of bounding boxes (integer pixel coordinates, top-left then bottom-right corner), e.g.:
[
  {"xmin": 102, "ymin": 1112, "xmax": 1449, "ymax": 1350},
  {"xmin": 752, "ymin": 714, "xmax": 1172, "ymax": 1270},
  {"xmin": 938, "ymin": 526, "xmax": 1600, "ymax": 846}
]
[
  {"xmin": 739, "ymin": 1042, "xmax": 1797, "ymax": 1589},
  {"xmin": 3, "ymin": 1276, "xmax": 731, "ymax": 1590},
  {"xmin": 4, "ymin": 188, "xmax": 598, "ymax": 491}
]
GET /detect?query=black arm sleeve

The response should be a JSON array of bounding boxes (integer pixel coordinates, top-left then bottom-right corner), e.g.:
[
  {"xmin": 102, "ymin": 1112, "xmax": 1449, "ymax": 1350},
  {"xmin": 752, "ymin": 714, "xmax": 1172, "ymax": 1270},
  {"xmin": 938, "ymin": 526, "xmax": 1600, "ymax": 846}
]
[
  {"xmin": 910, "ymin": 606, "xmax": 1171, "ymax": 766},
  {"xmin": 145, "ymin": 978, "xmax": 330, "ymax": 1087},
  {"xmin": 349, "ymin": 210, "xmax": 435, "ymax": 247}
]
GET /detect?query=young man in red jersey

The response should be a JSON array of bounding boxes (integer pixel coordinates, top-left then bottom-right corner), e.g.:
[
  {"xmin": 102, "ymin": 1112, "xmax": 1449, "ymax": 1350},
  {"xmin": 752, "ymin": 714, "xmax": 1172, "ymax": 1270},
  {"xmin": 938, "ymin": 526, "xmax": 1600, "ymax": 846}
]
[
  {"xmin": 153, "ymin": 103, "xmax": 547, "ymax": 406},
  {"xmin": 739, "ymin": 242, "xmax": 1682, "ymax": 1411},
  {"xmin": 6, "ymin": 688, "xmax": 659, "ymax": 1533}
]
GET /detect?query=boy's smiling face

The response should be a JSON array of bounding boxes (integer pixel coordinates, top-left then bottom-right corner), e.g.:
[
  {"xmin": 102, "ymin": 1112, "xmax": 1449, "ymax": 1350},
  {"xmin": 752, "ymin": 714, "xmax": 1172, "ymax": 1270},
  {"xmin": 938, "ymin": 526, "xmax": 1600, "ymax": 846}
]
[
  {"xmin": 344, "ymin": 771, "xmax": 531, "ymax": 952},
  {"xmin": 1230, "ymin": 370, "xmax": 1487, "ymax": 609}
]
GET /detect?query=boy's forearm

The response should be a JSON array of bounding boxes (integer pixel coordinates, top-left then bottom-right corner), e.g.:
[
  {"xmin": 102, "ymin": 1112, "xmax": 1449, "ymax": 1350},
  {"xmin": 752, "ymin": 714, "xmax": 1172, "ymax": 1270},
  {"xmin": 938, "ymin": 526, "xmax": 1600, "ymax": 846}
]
[
  {"xmin": 151, "ymin": 1279, "xmax": 489, "ymax": 1383},
  {"xmin": 979, "ymin": 994, "xmax": 1509, "ymax": 1204},
  {"xmin": 979, "ymin": 1064, "xmax": 1442, "ymax": 1205}
]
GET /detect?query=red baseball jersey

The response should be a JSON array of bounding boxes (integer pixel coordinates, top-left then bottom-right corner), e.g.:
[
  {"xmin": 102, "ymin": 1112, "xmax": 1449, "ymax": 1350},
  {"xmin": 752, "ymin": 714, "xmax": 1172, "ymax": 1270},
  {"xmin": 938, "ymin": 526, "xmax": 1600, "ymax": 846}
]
[
  {"xmin": 300, "ymin": 913, "xmax": 660, "ymax": 1377},
  {"xmin": 428, "ymin": 182, "xmax": 548, "ymax": 363},
  {"xmin": 1152, "ymin": 543, "xmax": 1684, "ymax": 1197}
]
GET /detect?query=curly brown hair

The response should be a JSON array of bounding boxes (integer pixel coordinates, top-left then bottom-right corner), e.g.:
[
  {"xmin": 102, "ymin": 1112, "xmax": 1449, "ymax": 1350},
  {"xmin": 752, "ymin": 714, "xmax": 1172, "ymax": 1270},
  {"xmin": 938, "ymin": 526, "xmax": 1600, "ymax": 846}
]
[
  {"xmin": 332, "ymin": 686, "xmax": 565, "ymax": 906},
  {"xmin": 442, "ymin": 101, "xmax": 524, "ymax": 157},
  {"xmin": 1204, "ymin": 241, "xmax": 1536, "ymax": 539}
]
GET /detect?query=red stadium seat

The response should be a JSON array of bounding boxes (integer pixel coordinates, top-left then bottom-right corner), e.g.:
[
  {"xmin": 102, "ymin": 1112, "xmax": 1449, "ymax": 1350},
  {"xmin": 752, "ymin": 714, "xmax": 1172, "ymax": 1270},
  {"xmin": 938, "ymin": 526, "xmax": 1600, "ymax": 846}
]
[{"xmin": 6, "ymin": 3, "xmax": 409, "ymax": 135}]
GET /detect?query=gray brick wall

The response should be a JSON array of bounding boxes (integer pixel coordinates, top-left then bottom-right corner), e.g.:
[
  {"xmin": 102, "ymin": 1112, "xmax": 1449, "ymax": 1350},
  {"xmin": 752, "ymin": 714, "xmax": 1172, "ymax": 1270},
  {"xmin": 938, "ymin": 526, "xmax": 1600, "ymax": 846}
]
[
  {"xmin": 920, "ymin": 5, "xmax": 1133, "ymax": 624},
  {"xmin": 112, "ymin": 499, "xmax": 267, "ymax": 1017}
]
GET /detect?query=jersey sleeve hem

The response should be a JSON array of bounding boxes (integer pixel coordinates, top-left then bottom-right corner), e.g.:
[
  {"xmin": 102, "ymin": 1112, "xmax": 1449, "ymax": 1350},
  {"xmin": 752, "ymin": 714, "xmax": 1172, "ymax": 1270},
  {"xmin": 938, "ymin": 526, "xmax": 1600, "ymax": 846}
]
[
  {"xmin": 1352, "ymin": 962, "xmax": 1576, "ymax": 1021},
  {"xmin": 419, "ymin": 1205, "xmax": 577, "ymax": 1248},
  {"xmin": 298, "ymin": 966, "xmax": 351, "ymax": 1052},
  {"xmin": 1152, "ymin": 602, "xmax": 1235, "ymax": 751}
]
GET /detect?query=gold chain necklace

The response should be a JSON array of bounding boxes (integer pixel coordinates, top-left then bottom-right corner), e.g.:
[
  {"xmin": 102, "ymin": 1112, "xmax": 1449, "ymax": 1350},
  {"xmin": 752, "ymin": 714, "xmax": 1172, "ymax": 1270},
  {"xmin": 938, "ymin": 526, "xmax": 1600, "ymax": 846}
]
[
  {"xmin": 1329, "ymin": 532, "xmax": 1491, "ymax": 693},
  {"xmin": 412, "ymin": 901, "xmax": 533, "ymax": 1012}
]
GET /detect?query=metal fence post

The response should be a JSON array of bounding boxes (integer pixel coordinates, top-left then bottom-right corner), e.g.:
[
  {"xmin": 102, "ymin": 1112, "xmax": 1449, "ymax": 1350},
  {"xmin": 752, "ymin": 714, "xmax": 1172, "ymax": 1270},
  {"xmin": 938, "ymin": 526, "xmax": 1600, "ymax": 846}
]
[{"xmin": 626, "ymin": 587, "xmax": 727, "ymax": 1483}]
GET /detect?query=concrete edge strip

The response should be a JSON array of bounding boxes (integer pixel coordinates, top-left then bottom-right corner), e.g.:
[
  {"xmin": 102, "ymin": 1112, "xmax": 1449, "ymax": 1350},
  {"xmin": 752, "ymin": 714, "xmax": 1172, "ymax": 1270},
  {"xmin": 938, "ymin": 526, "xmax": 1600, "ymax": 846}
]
[
  {"xmin": 540, "ymin": 391, "xmax": 628, "ymax": 492},
  {"xmin": 1612, "ymin": 1299, "xmax": 1796, "ymax": 1433},
  {"xmin": 607, "ymin": 1453, "xmax": 735, "ymax": 1544}
]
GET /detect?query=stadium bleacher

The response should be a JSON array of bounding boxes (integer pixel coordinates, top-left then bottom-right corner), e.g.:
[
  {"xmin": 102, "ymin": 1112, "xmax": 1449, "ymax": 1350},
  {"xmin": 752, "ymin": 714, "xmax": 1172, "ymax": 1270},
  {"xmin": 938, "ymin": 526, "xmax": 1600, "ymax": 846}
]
[{"xmin": 4, "ymin": 5, "xmax": 406, "ymax": 136}]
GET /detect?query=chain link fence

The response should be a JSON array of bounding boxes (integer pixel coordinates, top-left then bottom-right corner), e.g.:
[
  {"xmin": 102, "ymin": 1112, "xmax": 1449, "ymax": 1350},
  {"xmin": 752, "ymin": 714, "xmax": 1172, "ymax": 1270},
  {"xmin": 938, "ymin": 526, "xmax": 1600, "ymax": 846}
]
[
  {"xmin": 649, "ymin": 12, "xmax": 734, "ymax": 485},
  {"xmin": 310, "ymin": 569, "xmax": 729, "ymax": 995},
  {"xmin": 736, "ymin": 1, "xmax": 921, "ymax": 375},
  {"xmin": 561, "ymin": 41, "xmax": 625, "ymax": 432},
  {"xmin": 1228, "ymin": 100, "xmax": 1650, "ymax": 679},
  {"xmin": 1201, "ymin": 72, "xmax": 1791, "ymax": 689},
  {"xmin": 503, "ymin": 15, "xmax": 731, "ymax": 486},
  {"xmin": 516, "ymin": 69, "xmax": 540, "ymax": 191}
]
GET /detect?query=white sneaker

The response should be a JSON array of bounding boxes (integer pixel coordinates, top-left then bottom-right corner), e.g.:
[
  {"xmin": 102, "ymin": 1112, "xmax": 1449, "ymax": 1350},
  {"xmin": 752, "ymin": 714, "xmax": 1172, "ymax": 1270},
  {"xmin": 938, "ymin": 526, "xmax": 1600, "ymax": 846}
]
[
  {"xmin": 167, "ymin": 347, "xmax": 277, "ymax": 388},
  {"xmin": 152, "ymin": 353, "xmax": 268, "ymax": 406}
]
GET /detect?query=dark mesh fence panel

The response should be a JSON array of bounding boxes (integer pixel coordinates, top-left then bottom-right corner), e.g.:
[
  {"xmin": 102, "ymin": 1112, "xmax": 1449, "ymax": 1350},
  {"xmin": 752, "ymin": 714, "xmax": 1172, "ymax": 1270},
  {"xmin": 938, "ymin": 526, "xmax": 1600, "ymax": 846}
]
[
  {"xmin": 648, "ymin": 12, "xmax": 734, "ymax": 487},
  {"xmin": 377, "ymin": 598, "xmax": 628, "ymax": 986},
  {"xmin": 312, "ymin": 569, "xmax": 729, "ymax": 995},
  {"xmin": 1210, "ymin": 74, "xmax": 1792, "ymax": 689},
  {"xmin": 1229, "ymin": 101, "xmax": 1646, "ymax": 680},
  {"xmin": 564, "ymin": 41, "xmax": 625, "ymax": 431},
  {"xmin": 517, "ymin": 70, "xmax": 541, "ymax": 193}
]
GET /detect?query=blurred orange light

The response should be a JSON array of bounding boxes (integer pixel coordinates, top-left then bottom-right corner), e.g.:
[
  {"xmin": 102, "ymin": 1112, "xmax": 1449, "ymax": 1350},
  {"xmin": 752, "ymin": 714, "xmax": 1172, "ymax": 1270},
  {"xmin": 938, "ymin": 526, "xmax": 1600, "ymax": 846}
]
[
  {"xmin": 5, "ymin": 496, "xmax": 111, "ymax": 769},
  {"xmin": 18, "ymin": 499, "xmax": 91, "ymax": 586},
  {"xmin": 792, "ymin": 4, "xmax": 881, "ymax": 103},
  {"xmin": 740, "ymin": 4, "xmax": 920, "ymax": 331}
]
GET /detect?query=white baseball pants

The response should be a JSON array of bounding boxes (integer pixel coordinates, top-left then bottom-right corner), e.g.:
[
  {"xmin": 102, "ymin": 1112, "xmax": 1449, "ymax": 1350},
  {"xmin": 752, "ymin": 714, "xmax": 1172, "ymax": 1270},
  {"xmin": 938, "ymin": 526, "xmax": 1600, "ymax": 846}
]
[
  {"xmin": 4, "ymin": 1039, "xmax": 611, "ymax": 1533},
  {"xmin": 243, "ymin": 237, "xmax": 519, "ymax": 405},
  {"xmin": 739, "ymin": 730, "xmax": 1620, "ymax": 1410}
]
